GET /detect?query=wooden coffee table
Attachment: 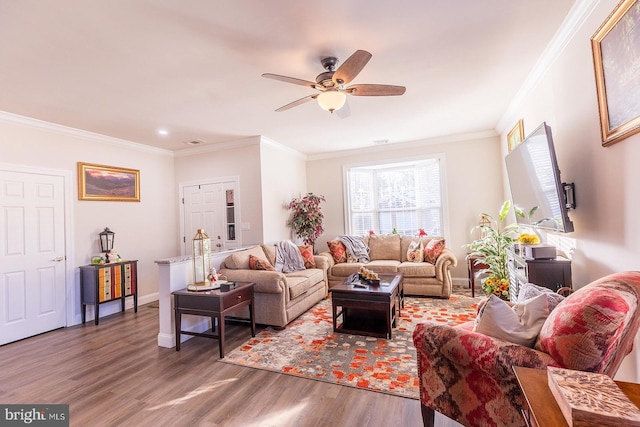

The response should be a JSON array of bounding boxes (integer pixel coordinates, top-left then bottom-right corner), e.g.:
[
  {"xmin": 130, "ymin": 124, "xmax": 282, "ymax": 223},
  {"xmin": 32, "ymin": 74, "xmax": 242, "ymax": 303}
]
[{"xmin": 331, "ymin": 273, "xmax": 403, "ymax": 339}]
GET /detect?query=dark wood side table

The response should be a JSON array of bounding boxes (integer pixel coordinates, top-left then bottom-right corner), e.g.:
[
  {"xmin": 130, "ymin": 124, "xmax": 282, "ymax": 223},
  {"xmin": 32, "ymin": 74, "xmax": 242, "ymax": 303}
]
[
  {"xmin": 466, "ymin": 255, "xmax": 488, "ymax": 298},
  {"xmin": 172, "ymin": 282, "xmax": 255, "ymax": 358},
  {"xmin": 513, "ymin": 366, "xmax": 640, "ymax": 426}
]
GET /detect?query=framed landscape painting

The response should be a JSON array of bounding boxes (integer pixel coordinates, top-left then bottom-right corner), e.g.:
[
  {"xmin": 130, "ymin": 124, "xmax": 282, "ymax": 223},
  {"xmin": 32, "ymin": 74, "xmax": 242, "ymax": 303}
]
[
  {"xmin": 592, "ymin": 0, "xmax": 640, "ymax": 146},
  {"xmin": 78, "ymin": 162, "xmax": 140, "ymax": 202}
]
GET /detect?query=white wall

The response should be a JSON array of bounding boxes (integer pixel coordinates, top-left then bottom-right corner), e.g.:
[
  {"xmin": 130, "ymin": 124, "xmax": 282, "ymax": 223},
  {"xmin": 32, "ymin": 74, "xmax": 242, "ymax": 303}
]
[
  {"xmin": 0, "ymin": 114, "xmax": 177, "ymax": 324},
  {"xmin": 173, "ymin": 137, "xmax": 264, "ymax": 246},
  {"xmin": 306, "ymin": 132, "xmax": 504, "ymax": 279},
  {"xmin": 259, "ymin": 137, "xmax": 308, "ymax": 244},
  {"xmin": 499, "ymin": 0, "xmax": 640, "ymax": 381}
]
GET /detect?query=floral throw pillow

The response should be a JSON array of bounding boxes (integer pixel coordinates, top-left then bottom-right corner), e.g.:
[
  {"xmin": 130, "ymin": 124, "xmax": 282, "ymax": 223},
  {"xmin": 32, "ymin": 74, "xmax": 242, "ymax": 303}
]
[
  {"xmin": 407, "ymin": 240, "xmax": 424, "ymax": 262},
  {"xmin": 327, "ymin": 240, "xmax": 347, "ymax": 264},
  {"xmin": 298, "ymin": 245, "xmax": 316, "ymax": 269},
  {"xmin": 249, "ymin": 254, "xmax": 275, "ymax": 271},
  {"xmin": 424, "ymin": 239, "xmax": 445, "ymax": 264}
]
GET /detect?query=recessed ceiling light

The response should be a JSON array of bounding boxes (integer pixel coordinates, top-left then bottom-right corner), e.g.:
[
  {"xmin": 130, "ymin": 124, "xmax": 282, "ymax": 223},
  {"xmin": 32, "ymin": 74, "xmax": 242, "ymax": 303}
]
[{"xmin": 158, "ymin": 129, "xmax": 169, "ymax": 136}]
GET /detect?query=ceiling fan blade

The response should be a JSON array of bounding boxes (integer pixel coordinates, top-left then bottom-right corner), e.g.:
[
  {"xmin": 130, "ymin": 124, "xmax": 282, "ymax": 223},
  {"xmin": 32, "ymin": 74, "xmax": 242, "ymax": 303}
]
[
  {"xmin": 332, "ymin": 50, "xmax": 372, "ymax": 85},
  {"xmin": 346, "ymin": 84, "xmax": 406, "ymax": 96},
  {"xmin": 275, "ymin": 94, "xmax": 318, "ymax": 112},
  {"xmin": 262, "ymin": 73, "xmax": 318, "ymax": 89}
]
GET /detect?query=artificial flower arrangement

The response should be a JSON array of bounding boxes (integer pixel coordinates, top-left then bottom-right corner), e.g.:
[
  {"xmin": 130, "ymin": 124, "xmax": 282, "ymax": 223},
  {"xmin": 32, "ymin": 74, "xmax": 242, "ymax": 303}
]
[
  {"xmin": 287, "ymin": 193, "xmax": 326, "ymax": 246},
  {"xmin": 482, "ymin": 276, "xmax": 511, "ymax": 299},
  {"xmin": 518, "ymin": 233, "xmax": 540, "ymax": 245}
]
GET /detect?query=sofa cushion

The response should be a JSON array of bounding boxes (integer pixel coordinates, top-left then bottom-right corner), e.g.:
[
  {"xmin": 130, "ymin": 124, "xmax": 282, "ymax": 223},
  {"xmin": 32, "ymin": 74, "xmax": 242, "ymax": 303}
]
[
  {"xmin": 365, "ymin": 260, "xmax": 400, "ymax": 273},
  {"xmin": 249, "ymin": 255, "xmax": 275, "ymax": 271},
  {"xmin": 228, "ymin": 246, "xmax": 269, "ymax": 270},
  {"xmin": 261, "ymin": 244, "xmax": 277, "ymax": 266},
  {"xmin": 331, "ymin": 262, "xmax": 365, "ymax": 278},
  {"xmin": 398, "ymin": 262, "xmax": 435, "ymax": 277},
  {"xmin": 327, "ymin": 240, "xmax": 348, "ymax": 263},
  {"xmin": 286, "ymin": 275, "xmax": 312, "ymax": 300},
  {"xmin": 368, "ymin": 234, "xmax": 401, "ymax": 261},
  {"xmin": 298, "ymin": 245, "xmax": 316, "ymax": 268},
  {"xmin": 424, "ymin": 238, "xmax": 445, "ymax": 263}
]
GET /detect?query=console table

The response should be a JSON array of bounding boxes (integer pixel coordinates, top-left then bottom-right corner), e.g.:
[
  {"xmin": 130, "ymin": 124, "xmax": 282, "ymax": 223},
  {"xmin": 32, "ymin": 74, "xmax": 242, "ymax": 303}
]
[
  {"xmin": 80, "ymin": 260, "xmax": 138, "ymax": 325},
  {"xmin": 506, "ymin": 248, "xmax": 572, "ymax": 301},
  {"xmin": 514, "ymin": 366, "xmax": 640, "ymax": 426}
]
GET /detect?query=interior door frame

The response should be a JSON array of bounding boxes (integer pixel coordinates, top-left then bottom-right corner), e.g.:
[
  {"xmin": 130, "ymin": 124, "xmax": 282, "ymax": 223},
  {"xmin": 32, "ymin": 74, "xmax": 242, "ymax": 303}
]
[
  {"xmin": 0, "ymin": 162, "xmax": 75, "ymax": 327},
  {"xmin": 178, "ymin": 175, "xmax": 240, "ymax": 256}
]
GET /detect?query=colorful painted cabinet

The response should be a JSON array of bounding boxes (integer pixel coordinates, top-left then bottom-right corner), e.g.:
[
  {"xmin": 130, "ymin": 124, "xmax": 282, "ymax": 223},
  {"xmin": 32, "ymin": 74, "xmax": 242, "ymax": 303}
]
[{"xmin": 80, "ymin": 260, "xmax": 138, "ymax": 325}]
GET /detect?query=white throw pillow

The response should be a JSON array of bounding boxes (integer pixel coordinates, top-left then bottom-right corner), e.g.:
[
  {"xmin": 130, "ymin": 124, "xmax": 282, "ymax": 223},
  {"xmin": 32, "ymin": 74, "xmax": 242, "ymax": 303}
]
[
  {"xmin": 407, "ymin": 240, "xmax": 423, "ymax": 262},
  {"xmin": 473, "ymin": 293, "xmax": 550, "ymax": 347}
]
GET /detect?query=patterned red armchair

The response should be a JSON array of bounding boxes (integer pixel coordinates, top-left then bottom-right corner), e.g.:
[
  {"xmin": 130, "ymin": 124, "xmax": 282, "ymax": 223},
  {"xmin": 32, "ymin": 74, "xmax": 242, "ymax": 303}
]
[{"xmin": 412, "ymin": 271, "xmax": 640, "ymax": 427}]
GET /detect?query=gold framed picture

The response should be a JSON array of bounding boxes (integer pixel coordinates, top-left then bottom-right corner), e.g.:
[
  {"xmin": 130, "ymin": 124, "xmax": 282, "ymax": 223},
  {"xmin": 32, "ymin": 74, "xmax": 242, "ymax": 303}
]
[
  {"xmin": 78, "ymin": 162, "xmax": 140, "ymax": 202},
  {"xmin": 507, "ymin": 119, "xmax": 524, "ymax": 152},
  {"xmin": 592, "ymin": 0, "xmax": 640, "ymax": 146}
]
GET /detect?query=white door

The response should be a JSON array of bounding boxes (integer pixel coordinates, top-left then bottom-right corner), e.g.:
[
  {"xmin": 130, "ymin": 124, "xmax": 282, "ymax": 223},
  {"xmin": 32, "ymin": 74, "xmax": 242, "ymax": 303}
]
[
  {"xmin": 0, "ymin": 171, "xmax": 66, "ymax": 345},
  {"xmin": 183, "ymin": 183, "xmax": 224, "ymax": 255}
]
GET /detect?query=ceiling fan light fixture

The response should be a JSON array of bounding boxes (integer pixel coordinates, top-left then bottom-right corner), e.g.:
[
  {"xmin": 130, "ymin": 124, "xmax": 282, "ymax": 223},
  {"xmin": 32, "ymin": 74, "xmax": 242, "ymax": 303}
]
[{"xmin": 317, "ymin": 90, "xmax": 346, "ymax": 113}]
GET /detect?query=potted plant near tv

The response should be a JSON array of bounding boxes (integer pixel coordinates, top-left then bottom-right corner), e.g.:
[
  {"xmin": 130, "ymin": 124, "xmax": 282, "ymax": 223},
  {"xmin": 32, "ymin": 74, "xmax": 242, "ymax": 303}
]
[
  {"xmin": 467, "ymin": 201, "xmax": 519, "ymax": 300},
  {"xmin": 287, "ymin": 193, "xmax": 326, "ymax": 248}
]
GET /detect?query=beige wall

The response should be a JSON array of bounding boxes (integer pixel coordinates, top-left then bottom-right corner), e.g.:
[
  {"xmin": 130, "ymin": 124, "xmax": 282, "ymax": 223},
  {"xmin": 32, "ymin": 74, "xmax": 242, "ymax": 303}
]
[
  {"xmin": 499, "ymin": 0, "xmax": 640, "ymax": 381},
  {"xmin": 306, "ymin": 133, "xmax": 504, "ymax": 279},
  {"xmin": 259, "ymin": 138, "xmax": 307, "ymax": 244},
  {"xmin": 0, "ymin": 115, "xmax": 177, "ymax": 324}
]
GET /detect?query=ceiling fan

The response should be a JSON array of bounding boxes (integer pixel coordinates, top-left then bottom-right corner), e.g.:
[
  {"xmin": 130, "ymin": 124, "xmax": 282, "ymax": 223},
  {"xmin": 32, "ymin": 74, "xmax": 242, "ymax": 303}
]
[{"xmin": 262, "ymin": 50, "xmax": 406, "ymax": 114}]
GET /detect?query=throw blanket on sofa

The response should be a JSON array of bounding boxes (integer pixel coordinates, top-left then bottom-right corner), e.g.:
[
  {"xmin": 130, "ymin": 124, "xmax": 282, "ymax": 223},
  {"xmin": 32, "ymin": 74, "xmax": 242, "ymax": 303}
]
[
  {"xmin": 275, "ymin": 240, "xmax": 306, "ymax": 273},
  {"xmin": 338, "ymin": 235, "xmax": 370, "ymax": 263}
]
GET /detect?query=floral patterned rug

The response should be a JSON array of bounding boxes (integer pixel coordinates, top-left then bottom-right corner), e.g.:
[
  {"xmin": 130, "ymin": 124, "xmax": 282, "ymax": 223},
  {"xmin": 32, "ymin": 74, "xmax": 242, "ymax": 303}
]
[{"xmin": 220, "ymin": 291, "xmax": 481, "ymax": 399}]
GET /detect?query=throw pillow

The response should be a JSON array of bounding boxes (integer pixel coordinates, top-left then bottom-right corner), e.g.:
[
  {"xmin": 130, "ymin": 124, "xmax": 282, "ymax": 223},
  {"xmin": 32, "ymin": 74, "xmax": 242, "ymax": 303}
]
[
  {"xmin": 248, "ymin": 254, "xmax": 275, "ymax": 271},
  {"xmin": 473, "ymin": 293, "xmax": 550, "ymax": 347},
  {"xmin": 327, "ymin": 240, "xmax": 347, "ymax": 264},
  {"xmin": 423, "ymin": 239, "xmax": 445, "ymax": 264},
  {"xmin": 518, "ymin": 282, "xmax": 565, "ymax": 312},
  {"xmin": 407, "ymin": 240, "xmax": 424, "ymax": 262},
  {"xmin": 298, "ymin": 245, "xmax": 316, "ymax": 269}
]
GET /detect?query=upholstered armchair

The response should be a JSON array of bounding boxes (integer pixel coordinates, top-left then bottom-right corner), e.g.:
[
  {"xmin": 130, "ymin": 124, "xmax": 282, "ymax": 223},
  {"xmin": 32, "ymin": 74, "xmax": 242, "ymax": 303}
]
[{"xmin": 412, "ymin": 271, "xmax": 640, "ymax": 427}]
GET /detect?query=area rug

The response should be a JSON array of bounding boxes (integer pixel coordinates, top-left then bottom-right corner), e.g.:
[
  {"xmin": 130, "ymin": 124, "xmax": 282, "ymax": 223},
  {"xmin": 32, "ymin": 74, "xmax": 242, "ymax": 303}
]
[{"xmin": 220, "ymin": 293, "xmax": 481, "ymax": 399}]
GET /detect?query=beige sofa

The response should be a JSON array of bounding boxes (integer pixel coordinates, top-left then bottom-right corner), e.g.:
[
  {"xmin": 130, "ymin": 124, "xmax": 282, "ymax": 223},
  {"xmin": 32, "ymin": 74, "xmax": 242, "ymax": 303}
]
[
  {"xmin": 320, "ymin": 234, "xmax": 457, "ymax": 298},
  {"xmin": 218, "ymin": 244, "xmax": 328, "ymax": 328}
]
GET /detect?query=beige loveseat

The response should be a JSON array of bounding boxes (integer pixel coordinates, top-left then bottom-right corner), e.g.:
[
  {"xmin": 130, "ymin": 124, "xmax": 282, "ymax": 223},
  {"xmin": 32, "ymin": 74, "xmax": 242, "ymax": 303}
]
[
  {"xmin": 320, "ymin": 234, "xmax": 457, "ymax": 298},
  {"xmin": 218, "ymin": 244, "xmax": 328, "ymax": 328}
]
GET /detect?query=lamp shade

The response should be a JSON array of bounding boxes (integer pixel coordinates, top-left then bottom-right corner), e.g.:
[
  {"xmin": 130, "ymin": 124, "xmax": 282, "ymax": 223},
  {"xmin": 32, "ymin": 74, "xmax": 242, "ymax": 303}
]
[
  {"xmin": 317, "ymin": 90, "xmax": 346, "ymax": 113},
  {"xmin": 98, "ymin": 227, "xmax": 115, "ymax": 253}
]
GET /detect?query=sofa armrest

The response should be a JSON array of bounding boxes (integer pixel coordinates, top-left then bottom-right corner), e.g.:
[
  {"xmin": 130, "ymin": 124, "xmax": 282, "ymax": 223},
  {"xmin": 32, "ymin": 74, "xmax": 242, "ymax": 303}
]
[
  {"xmin": 218, "ymin": 269, "xmax": 287, "ymax": 295},
  {"xmin": 313, "ymin": 254, "xmax": 329, "ymax": 287},
  {"xmin": 318, "ymin": 251, "xmax": 335, "ymax": 271},
  {"xmin": 412, "ymin": 322, "xmax": 557, "ymax": 377}
]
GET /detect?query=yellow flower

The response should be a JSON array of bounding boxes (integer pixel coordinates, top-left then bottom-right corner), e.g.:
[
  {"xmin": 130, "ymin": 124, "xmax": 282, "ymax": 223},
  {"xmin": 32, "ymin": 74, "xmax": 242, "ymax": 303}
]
[{"xmin": 518, "ymin": 233, "xmax": 540, "ymax": 245}]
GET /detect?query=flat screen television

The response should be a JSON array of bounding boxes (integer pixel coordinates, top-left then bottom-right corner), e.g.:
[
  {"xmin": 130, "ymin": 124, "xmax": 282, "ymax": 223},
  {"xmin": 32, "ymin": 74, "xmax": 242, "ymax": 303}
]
[{"xmin": 505, "ymin": 122, "xmax": 575, "ymax": 233}]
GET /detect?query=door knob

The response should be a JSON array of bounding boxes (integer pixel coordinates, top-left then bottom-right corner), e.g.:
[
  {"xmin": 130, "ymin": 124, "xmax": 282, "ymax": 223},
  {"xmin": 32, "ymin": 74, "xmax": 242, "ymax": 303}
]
[{"xmin": 52, "ymin": 256, "xmax": 64, "ymax": 262}]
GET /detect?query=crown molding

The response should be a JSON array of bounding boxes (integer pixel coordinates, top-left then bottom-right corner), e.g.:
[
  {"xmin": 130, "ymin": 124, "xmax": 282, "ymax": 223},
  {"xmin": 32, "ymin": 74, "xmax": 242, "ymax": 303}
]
[
  {"xmin": 496, "ymin": 0, "xmax": 600, "ymax": 133},
  {"xmin": 0, "ymin": 110, "xmax": 174, "ymax": 156},
  {"xmin": 306, "ymin": 129, "xmax": 498, "ymax": 161}
]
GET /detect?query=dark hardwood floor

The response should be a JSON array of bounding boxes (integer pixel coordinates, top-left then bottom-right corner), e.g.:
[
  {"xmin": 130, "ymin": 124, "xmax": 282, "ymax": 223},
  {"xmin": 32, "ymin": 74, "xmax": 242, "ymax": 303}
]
[{"xmin": 0, "ymin": 303, "xmax": 460, "ymax": 427}]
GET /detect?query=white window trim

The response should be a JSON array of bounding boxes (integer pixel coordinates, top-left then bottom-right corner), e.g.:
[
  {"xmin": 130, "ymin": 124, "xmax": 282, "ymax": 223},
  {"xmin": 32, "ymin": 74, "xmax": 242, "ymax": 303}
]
[{"xmin": 342, "ymin": 153, "xmax": 450, "ymax": 240}]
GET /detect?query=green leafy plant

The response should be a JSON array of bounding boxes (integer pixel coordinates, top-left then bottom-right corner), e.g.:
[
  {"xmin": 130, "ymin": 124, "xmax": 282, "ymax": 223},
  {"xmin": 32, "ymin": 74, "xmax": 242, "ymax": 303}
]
[
  {"xmin": 287, "ymin": 193, "xmax": 326, "ymax": 246},
  {"xmin": 467, "ymin": 201, "xmax": 519, "ymax": 299}
]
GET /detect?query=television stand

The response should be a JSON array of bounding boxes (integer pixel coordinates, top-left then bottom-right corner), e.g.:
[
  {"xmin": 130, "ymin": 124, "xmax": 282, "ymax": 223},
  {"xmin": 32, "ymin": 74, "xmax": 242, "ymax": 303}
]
[{"xmin": 506, "ymin": 247, "xmax": 572, "ymax": 301}]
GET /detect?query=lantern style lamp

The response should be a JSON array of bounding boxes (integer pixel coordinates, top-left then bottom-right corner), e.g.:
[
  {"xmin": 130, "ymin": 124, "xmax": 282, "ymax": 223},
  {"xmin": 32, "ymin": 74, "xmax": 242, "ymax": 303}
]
[
  {"xmin": 99, "ymin": 227, "xmax": 115, "ymax": 263},
  {"xmin": 192, "ymin": 229, "xmax": 212, "ymax": 288}
]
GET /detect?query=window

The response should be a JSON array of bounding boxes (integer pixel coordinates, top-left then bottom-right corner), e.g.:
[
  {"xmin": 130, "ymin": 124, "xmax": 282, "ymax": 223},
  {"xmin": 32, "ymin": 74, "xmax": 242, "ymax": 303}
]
[{"xmin": 345, "ymin": 156, "xmax": 445, "ymax": 236}]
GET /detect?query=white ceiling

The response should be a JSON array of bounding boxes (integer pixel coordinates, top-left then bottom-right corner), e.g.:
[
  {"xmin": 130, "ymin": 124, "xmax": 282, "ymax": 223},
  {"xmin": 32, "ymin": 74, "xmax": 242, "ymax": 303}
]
[{"xmin": 0, "ymin": 0, "xmax": 576, "ymax": 155}]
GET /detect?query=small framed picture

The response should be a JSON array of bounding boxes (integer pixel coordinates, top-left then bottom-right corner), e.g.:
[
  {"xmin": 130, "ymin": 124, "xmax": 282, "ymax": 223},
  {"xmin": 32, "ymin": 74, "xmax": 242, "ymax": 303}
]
[{"xmin": 507, "ymin": 119, "xmax": 525, "ymax": 152}]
